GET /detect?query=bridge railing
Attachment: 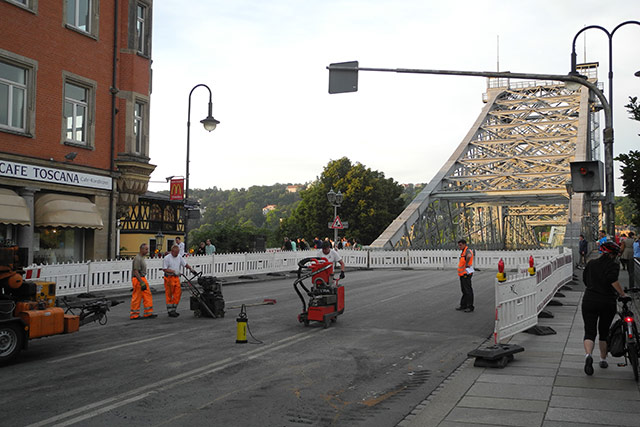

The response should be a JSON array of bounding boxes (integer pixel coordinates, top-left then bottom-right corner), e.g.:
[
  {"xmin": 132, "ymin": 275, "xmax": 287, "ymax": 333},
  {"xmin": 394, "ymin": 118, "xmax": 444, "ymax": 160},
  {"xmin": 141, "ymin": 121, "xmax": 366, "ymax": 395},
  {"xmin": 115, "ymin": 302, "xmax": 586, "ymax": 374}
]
[
  {"xmin": 23, "ymin": 248, "xmax": 566, "ymax": 297},
  {"xmin": 493, "ymin": 251, "xmax": 573, "ymax": 343}
]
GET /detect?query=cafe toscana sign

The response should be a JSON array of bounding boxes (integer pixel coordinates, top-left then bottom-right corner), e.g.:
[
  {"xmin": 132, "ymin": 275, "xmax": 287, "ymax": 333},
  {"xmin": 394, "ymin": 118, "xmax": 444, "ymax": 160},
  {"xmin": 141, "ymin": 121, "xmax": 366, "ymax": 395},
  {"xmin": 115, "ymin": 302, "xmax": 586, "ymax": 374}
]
[{"xmin": 0, "ymin": 160, "xmax": 112, "ymax": 190}]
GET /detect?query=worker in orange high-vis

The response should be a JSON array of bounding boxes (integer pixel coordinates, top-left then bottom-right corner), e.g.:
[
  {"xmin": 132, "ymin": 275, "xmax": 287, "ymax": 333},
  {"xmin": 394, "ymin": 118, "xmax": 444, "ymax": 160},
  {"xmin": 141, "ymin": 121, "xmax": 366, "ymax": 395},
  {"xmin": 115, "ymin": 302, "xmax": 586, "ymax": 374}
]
[
  {"xmin": 162, "ymin": 244, "xmax": 196, "ymax": 317},
  {"xmin": 131, "ymin": 243, "xmax": 157, "ymax": 320},
  {"xmin": 455, "ymin": 239, "xmax": 475, "ymax": 313}
]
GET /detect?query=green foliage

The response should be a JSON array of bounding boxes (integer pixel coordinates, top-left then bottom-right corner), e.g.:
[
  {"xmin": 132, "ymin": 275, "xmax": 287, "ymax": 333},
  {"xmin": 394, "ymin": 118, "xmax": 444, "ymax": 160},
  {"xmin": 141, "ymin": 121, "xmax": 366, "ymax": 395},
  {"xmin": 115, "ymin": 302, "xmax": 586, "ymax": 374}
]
[
  {"xmin": 189, "ymin": 221, "xmax": 267, "ymax": 253},
  {"xmin": 614, "ymin": 97, "xmax": 640, "ymax": 228},
  {"xmin": 281, "ymin": 157, "xmax": 405, "ymax": 245},
  {"xmin": 615, "ymin": 196, "xmax": 637, "ymax": 227},
  {"xmin": 615, "ymin": 150, "xmax": 640, "ymax": 228},
  {"xmin": 192, "ymin": 185, "xmax": 301, "ymax": 230}
]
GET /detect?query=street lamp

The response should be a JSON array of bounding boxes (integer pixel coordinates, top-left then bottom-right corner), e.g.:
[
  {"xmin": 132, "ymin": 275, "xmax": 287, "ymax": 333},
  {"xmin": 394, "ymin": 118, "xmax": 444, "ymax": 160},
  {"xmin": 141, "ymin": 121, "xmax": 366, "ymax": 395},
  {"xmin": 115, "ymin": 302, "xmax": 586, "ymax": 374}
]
[
  {"xmin": 186, "ymin": 83, "xmax": 220, "ymax": 249},
  {"xmin": 155, "ymin": 230, "xmax": 164, "ymax": 256},
  {"xmin": 327, "ymin": 188, "xmax": 343, "ymax": 247},
  {"xmin": 569, "ymin": 21, "xmax": 640, "ymax": 237}
]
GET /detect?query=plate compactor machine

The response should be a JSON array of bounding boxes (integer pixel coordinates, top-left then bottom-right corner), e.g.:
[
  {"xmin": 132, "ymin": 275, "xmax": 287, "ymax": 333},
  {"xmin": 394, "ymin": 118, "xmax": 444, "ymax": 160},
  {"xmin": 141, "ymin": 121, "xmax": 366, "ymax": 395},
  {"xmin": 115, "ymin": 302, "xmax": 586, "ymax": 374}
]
[
  {"xmin": 294, "ymin": 257, "xmax": 344, "ymax": 328},
  {"xmin": 183, "ymin": 272, "xmax": 225, "ymax": 318}
]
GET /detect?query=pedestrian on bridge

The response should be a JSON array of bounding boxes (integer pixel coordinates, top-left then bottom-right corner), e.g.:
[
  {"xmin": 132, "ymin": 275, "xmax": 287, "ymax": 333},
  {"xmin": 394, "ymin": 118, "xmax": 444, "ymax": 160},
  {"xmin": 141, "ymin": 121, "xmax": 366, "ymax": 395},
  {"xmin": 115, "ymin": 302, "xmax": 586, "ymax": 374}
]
[
  {"xmin": 455, "ymin": 239, "xmax": 474, "ymax": 313},
  {"xmin": 162, "ymin": 244, "xmax": 196, "ymax": 317},
  {"xmin": 130, "ymin": 243, "xmax": 157, "ymax": 320},
  {"xmin": 581, "ymin": 242, "xmax": 626, "ymax": 375}
]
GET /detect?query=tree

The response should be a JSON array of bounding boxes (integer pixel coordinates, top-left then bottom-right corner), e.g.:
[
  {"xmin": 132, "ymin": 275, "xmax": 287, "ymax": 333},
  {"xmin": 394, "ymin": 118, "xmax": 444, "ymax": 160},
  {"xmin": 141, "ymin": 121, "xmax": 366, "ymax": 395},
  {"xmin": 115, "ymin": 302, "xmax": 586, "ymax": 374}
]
[
  {"xmin": 190, "ymin": 221, "xmax": 267, "ymax": 253},
  {"xmin": 614, "ymin": 96, "xmax": 640, "ymax": 227},
  {"xmin": 281, "ymin": 157, "xmax": 405, "ymax": 245},
  {"xmin": 615, "ymin": 196, "xmax": 637, "ymax": 227}
]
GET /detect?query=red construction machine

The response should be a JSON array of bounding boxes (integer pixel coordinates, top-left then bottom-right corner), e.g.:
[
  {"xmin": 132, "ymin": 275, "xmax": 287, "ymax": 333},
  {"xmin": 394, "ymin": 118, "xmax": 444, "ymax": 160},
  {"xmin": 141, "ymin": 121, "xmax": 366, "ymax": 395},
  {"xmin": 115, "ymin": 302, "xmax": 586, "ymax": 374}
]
[{"xmin": 294, "ymin": 257, "xmax": 344, "ymax": 328}]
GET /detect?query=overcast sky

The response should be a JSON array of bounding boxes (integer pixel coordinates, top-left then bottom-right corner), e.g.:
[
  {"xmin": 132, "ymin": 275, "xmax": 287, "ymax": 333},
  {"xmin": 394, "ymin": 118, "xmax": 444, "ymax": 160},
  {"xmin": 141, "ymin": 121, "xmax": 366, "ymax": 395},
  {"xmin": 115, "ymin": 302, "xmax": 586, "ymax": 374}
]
[{"xmin": 148, "ymin": 0, "xmax": 640, "ymax": 195}]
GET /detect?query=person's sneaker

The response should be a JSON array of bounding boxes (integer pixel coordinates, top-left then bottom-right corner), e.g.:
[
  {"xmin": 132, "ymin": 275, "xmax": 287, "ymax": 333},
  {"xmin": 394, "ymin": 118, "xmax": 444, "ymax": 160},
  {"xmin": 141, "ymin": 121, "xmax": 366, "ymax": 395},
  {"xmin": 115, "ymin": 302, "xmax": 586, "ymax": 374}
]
[
  {"xmin": 584, "ymin": 355, "xmax": 594, "ymax": 375},
  {"xmin": 168, "ymin": 312, "xmax": 176, "ymax": 317},
  {"xmin": 173, "ymin": 312, "xmax": 180, "ymax": 317},
  {"xmin": 599, "ymin": 360, "xmax": 608, "ymax": 369},
  {"xmin": 464, "ymin": 307, "xmax": 474, "ymax": 313},
  {"xmin": 455, "ymin": 306, "xmax": 466, "ymax": 311},
  {"xmin": 144, "ymin": 314, "xmax": 158, "ymax": 319}
]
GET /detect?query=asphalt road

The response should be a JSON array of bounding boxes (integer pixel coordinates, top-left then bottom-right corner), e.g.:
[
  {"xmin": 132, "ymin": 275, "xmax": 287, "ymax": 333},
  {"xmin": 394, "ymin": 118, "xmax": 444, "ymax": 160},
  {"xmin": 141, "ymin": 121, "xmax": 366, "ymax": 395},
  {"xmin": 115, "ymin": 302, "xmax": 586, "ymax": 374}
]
[{"xmin": 5, "ymin": 268, "xmax": 496, "ymax": 427}]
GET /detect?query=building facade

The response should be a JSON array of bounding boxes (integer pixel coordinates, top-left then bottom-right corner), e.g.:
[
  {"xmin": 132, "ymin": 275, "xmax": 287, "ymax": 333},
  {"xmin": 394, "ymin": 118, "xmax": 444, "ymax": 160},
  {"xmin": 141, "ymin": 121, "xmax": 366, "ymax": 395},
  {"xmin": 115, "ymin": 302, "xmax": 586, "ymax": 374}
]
[
  {"xmin": 0, "ymin": 0, "xmax": 155, "ymax": 264},
  {"xmin": 119, "ymin": 191, "xmax": 184, "ymax": 258}
]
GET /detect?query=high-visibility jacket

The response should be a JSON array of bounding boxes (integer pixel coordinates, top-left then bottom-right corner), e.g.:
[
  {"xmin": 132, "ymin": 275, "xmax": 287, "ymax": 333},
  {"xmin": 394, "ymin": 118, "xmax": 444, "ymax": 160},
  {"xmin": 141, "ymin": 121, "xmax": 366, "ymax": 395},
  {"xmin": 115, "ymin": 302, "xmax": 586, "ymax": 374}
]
[{"xmin": 457, "ymin": 246, "xmax": 474, "ymax": 276}]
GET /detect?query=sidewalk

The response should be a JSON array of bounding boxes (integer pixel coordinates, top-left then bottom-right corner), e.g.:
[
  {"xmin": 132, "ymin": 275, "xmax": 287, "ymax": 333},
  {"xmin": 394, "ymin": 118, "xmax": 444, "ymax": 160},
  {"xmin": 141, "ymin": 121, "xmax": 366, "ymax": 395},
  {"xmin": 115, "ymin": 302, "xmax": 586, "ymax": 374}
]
[{"xmin": 401, "ymin": 269, "xmax": 640, "ymax": 427}]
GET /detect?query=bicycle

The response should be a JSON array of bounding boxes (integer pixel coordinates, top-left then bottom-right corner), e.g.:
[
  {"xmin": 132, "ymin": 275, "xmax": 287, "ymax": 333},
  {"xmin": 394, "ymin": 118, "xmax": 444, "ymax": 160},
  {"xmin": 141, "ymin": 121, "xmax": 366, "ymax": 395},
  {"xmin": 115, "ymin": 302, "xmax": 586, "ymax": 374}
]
[{"xmin": 612, "ymin": 292, "xmax": 640, "ymax": 381}]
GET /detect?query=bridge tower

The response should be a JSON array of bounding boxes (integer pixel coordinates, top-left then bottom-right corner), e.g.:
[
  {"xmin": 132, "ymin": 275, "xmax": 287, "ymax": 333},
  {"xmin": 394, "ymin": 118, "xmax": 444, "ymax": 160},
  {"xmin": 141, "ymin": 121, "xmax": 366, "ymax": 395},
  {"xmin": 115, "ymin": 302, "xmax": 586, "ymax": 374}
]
[{"xmin": 371, "ymin": 63, "xmax": 603, "ymax": 250}]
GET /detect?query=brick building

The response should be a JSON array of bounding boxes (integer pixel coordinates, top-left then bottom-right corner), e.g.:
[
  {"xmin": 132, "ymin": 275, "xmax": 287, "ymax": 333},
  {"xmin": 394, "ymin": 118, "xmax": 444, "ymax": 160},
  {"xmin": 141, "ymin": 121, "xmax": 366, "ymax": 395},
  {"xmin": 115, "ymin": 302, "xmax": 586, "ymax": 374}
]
[{"xmin": 0, "ymin": 0, "xmax": 155, "ymax": 264}]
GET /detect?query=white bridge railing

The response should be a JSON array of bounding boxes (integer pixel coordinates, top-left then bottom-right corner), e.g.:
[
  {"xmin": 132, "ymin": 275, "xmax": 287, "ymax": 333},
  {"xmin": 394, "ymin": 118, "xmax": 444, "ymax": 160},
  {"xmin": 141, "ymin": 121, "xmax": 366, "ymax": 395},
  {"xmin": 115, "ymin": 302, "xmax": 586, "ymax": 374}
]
[
  {"xmin": 23, "ymin": 248, "xmax": 566, "ymax": 297},
  {"xmin": 493, "ymin": 250, "xmax": 573, "ymax": 344}
]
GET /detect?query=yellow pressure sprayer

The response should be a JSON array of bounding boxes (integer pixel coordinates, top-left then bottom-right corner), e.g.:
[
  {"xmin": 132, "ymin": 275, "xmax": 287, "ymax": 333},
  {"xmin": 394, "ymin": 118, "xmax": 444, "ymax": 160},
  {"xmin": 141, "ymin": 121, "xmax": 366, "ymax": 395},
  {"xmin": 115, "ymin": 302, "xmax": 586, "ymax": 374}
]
[{"xmin": 236, "ymin": 304, "xmax": 248, "ymax": 344}]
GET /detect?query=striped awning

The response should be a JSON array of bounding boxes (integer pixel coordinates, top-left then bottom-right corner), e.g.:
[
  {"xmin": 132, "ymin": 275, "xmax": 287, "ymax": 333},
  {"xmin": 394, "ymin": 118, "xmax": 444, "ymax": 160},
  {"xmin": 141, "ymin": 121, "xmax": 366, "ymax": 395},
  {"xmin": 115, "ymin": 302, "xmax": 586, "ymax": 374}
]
[
  {"xmin": 0, "ymin": 188, "xmax": 31, "ymax": 225},
  {"xmin": 35, "ymin": 193, "xmax": 104, "ymax": 229}
]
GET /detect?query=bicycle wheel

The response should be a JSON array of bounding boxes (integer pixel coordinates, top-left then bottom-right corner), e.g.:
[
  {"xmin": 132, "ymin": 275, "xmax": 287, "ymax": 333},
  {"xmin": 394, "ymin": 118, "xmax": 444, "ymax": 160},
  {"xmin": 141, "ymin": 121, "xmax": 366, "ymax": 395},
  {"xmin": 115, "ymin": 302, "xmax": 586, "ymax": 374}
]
[{"xmin": 630, "ymin": 343, "xmax": 639, "ymax": 382}]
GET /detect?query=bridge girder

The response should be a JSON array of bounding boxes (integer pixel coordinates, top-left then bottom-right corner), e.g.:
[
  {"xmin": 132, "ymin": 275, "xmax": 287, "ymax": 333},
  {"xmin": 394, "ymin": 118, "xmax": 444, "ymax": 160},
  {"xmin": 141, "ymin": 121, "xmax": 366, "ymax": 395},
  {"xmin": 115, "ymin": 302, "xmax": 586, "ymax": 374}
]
[{"xmin": 372, "ymin": 64, "xmax": 602, "ymax": 250}]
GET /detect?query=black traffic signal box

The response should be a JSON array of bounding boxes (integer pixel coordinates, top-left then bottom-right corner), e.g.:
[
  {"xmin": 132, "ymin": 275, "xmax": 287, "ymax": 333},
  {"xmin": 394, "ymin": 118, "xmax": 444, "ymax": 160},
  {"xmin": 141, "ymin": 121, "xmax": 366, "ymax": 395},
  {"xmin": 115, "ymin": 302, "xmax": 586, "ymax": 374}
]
[{"xmin": 570, "ymin": 161, "xmax": 604, "ymax": 193}]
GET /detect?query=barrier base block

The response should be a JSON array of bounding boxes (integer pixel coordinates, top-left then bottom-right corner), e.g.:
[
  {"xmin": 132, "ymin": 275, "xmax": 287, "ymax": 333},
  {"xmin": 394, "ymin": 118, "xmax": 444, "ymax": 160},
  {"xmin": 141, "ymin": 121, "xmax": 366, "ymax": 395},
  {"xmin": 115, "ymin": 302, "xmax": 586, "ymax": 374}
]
[
  {"xmin": 525, "ymin": 325, "xmax": 556, "ymax": 335},
  {"xmin": 468, "ymin": 344, "xmax": 524, "ymax": 369},
  {"xmin": 547, "ymin": 299, "xmax": 563, "ymax": 306},
  {"xmin": 538, "ymin": 309, "xmax": 554, "ymax": 318}
]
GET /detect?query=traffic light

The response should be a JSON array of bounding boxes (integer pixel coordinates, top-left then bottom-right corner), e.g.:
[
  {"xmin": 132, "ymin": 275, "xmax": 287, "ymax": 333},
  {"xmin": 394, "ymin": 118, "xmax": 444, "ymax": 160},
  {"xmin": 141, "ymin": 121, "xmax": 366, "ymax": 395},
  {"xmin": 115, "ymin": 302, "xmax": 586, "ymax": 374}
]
[{"xmin": 569, "ymin": 161, "xmax": 604, "ymax": 193}]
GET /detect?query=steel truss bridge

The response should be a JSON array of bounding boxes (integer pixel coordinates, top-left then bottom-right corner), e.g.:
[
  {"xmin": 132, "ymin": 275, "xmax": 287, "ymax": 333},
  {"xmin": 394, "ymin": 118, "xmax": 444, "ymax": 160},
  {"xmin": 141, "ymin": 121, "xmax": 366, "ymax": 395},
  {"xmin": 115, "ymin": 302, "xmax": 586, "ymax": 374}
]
[{"xmin": 371, "ymin": 63, "xmax": 603, "ymax": 250}]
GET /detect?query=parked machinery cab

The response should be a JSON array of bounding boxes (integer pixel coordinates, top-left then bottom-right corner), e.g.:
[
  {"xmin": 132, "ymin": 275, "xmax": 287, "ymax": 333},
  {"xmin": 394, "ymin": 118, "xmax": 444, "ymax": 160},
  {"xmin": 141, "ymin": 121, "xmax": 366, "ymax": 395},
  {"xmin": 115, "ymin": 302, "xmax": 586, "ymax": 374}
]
[{"xmin": 0, "ymin": 244, "xmax": 79, "ymax": 365}]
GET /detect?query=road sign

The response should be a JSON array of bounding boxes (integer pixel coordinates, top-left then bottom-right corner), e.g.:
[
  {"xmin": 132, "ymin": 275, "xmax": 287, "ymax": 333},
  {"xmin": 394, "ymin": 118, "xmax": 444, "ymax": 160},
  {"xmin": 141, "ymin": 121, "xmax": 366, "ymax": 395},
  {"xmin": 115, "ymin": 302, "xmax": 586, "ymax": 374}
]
[
  {"xmin": 329, "ymin": 216, "xmax": 348, "ymax": 229},
  {"xmin": 328, "ymin": 61, "xmax": 359, "ymax": 94}
]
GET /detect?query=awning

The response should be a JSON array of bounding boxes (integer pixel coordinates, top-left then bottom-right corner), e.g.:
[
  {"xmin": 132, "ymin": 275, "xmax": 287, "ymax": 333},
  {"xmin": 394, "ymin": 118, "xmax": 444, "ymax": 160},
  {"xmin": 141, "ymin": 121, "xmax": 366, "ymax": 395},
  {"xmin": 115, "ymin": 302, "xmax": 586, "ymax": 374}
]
[
  {"xmin": 35, "ymin": 193, "xmax": 104, "ymax": 229},
  {"xmin": 0, "ymin": 188, "xmax": 31, "ymax": 225}
]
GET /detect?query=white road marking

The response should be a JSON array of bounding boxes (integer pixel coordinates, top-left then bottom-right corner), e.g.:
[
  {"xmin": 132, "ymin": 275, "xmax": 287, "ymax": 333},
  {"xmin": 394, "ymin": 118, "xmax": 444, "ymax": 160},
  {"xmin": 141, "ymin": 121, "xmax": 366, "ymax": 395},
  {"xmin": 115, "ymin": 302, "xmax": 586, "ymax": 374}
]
[
  {"xmin": 28, "ymin": 329, "xmax": 322, "ymax": 427},
  {"xmin": 47, "ymin": 332, "xmax": 178, "ymax": 363}
]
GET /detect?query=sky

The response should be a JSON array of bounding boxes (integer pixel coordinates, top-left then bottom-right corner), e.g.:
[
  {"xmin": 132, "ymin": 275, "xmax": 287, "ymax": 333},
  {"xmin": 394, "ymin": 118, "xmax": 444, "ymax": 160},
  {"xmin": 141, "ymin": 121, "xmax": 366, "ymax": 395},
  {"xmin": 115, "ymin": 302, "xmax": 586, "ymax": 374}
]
[{"xmin": 148, "ymin": 0, "xmax": 640, "ymax": 195}]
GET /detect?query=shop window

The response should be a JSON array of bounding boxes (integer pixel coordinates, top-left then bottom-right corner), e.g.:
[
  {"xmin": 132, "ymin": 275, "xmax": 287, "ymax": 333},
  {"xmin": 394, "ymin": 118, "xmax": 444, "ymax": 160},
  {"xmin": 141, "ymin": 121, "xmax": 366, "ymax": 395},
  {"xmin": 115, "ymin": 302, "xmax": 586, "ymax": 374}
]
[{"xmin": 33, "ymin": 228, "xmax": 84, "ymax": 264}]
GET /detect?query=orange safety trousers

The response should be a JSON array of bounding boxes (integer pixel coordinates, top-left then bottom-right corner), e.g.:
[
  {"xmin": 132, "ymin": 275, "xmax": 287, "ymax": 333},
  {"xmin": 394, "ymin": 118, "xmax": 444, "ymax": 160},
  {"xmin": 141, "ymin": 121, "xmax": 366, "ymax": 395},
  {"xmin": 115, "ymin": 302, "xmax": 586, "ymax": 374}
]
[
  {"xmin": 131, "ymin": 277, "xmax": 154, "ymax": 319},
  {"xmin": 164, "ymin": 275, "xmax": 182, "ymax": 313}
]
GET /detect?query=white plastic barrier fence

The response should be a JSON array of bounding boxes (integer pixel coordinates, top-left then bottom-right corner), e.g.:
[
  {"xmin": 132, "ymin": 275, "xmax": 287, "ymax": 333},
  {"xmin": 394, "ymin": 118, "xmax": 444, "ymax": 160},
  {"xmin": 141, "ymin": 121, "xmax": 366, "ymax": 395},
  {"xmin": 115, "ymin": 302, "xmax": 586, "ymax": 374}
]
[
  {"xmin": 494, "ymin": 252, "xmax": 573, "ymax": 343},
  {"xmin": 22, "ymin": 247, "xmax": 565, "ymax": 297}
]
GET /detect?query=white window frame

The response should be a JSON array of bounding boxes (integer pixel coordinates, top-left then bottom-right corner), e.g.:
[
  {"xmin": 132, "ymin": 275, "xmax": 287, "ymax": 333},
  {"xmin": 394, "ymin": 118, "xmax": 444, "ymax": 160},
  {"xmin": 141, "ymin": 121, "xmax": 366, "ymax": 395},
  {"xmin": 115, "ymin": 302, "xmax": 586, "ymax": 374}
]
[
  {"xmin": 133, "ymin": 101, "xmax": 144, "ymax": 154},
  {"xmin": 135, "ymin": 3, "xmax": 147, "ymax": 55},
  {"xmin": 0, "ymin": 50, "xmax": 36, "ymax": 136},
  {"xmin": 64, "ymin": 0, "xmax": 99, "ymax": 38},
  {"xmin": 61, "ymin": 72, "xmax": 96, "ymax": 149},
  {"xmin": 0, "ymin": 62, "xmax": 27, "ymax": 132},
  {"xmin": 64, "ymin": 82, "xmax": 88, "ymax": 145},
  {"xmin": 4, "ymin": 0, "xmax": 37, "ymax": 11}
]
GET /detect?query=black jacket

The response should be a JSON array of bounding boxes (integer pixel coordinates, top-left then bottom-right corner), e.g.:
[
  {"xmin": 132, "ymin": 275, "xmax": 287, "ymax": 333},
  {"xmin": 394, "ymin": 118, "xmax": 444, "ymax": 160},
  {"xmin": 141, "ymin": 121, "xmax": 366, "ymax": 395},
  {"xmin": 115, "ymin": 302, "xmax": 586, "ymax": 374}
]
[{"xmin": 583, "ymin": 254, "xmax": 619, "ymax": 303}]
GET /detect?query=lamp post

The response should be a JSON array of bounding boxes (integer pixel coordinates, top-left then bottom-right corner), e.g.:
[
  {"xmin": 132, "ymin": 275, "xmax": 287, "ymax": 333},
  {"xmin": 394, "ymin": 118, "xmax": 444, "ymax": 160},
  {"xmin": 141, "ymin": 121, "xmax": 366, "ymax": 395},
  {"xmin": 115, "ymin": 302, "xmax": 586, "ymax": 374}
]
[
  {"xmin": 327, "ymin": 188, "xmax": 343, "ymax": 247},
  {"xmin": 569, "ymin": 21, "xmax": 640, "ymax": 237},
  {"xmin": 185, "ymin": 83, "xmax": 220, "ymax": 250},
  {"xmin": 155, "ymin": 230, "xmax": 164, "ymax": 257}
]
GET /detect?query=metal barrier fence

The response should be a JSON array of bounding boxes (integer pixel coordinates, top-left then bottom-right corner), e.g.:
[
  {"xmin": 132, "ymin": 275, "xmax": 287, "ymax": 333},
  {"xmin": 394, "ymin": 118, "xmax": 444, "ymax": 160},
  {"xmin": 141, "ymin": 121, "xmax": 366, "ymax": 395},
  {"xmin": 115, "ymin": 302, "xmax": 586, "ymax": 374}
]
[
  {"xmin": 23, "ymin": 247, "xmax": 565, "ymax": 297},
  {"xmin": 493, "ymin": 252, "xmax": 573, "ymax": 343}
]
